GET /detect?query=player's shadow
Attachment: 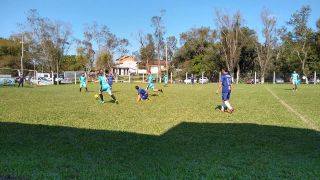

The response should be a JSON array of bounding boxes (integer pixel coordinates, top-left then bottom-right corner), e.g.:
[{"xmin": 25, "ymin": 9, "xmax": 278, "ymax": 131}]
[
  {"xmin": 151, "ymin": 94, "xmax": 158, "ymax": 96},
  {"xmin": 1, "ymin": 122, "xmax": 319, "ymax": 179}
]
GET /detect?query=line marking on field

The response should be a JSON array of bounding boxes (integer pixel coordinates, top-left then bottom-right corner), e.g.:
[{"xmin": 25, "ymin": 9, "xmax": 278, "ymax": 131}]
[{"xmin": 264, "ymin": 86, "xmax": 319, "ymax": 132}]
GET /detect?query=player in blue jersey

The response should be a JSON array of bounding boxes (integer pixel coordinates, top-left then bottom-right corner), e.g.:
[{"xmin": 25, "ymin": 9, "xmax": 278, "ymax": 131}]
[
  {"xmin": 107, "ymin": 73, "xmax": 114, "ymax": 89},
  {"xmin": 135, "ymin": 85, "xmax": 149, "ymax": 101},
  {"xmin": 95, "ymin": 71, "xmax": 118, "ymax": 104},
  {"xmin": 79, "ymin": 73, "xmax": 88, "ymax": 92},
  {"xmin": 216, "ymin": 68, "xmax": 234, "ymax": 113},
  {"xmin": 291, "ymin": 71, "xmax": 300, "ymax": 91},
  {"xmin": 146, "ymin": 72, "xmax": 163, "ymax": 93}
]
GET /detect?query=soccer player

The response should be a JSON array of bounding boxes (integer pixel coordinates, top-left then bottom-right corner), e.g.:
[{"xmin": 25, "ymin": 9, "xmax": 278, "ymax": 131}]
[
  {"xmin": 135, "ymin": 85, "xmax": 149, "ymax": 101},
  {"xmin": 107, "ymin": 73, "xmax": 114, "ymax": 89},
  {"xmin": 79, "ymin": 73, "xmax": 88, "ymax": 92},
  {"xmin": 18, "ymin": 74, "xmax": 24, "ymax": 88},
  {"xmin": 95, "ymin": 71, "xmax": 118, "ymax": 104},
  {"xmin": 146, "ymin": 72, "xmax": 163, "ymax": 93},
  {"xmin": 291, "ymin": 71, "xmax": 300, "ymax": 91},
  {"xmin": 216, "ymin": 68, "xmax": 234, "ymax": 113},
  {"xmin": 163, "ymin": 74, "xmax": 169, "ymax": 87}
]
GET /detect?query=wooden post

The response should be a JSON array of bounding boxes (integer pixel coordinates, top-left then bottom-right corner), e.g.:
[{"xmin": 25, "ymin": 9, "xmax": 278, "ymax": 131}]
[
  {"xmin": 273, "ymin": 71, "xmax": 275, "ymax": 84},
  {"xmin": 314, "ymin": 71, "xmax": 317, "ymax": 85},
  {"xmin": 74, "ymin": 72, "xmax": 76, "ymax": 84},
  {"xmin": 254, "ymin": 71, "xmax": 257, "ymax": 84},
  {"xmin": 170, "ymin": 72, "xmax": 173, "ymax": 84}
]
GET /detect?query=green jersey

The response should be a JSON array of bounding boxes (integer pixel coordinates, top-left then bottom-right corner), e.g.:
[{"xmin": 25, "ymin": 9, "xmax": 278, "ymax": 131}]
[{"xmin": 291, "ymin": 73, "xmax": 299, "ymax": 81}]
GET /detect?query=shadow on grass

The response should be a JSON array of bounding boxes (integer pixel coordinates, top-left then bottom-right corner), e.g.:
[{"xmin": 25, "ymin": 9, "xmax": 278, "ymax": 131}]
[{"xmin": 0, "ymin": 122, "xmax": 319, "ymax": 179}]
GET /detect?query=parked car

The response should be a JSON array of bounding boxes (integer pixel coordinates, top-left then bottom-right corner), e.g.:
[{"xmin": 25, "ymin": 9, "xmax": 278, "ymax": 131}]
[
  {"xmin": 198, "ymin": 77, "xmax": 209, "ymax": 84},
  {"xmin": 275, "ymin": 78, "xmax": 284, "ymax": 83}
]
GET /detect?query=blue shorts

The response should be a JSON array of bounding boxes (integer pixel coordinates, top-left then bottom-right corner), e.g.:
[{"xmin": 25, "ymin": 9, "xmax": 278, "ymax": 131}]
[
  {"xmin": 141, "ymin": 94, "xmax": 148, "ymax": 100},
  {"xmin": 100, "ymin": 86, "xmax": 111, "ymax": 94},
  {"xmin": 222, "ymin": 91, "xmax": 231, "ymax": 101},
  {"xmin": 108, "ymin": 82, "xmax": 113, "ymax": 87},
  {"xmin": 292, "ymin": 80, "xmax": 299, "ymax": 85},
  {"xmin": 147, "ymin": 83, "xmax": 154, "ymax": 90}
]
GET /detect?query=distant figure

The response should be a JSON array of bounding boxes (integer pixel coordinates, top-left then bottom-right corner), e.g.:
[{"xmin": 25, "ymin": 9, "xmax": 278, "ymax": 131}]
[
  {"xmin": 191, "ymin": 74, "xmax": 194, "ymax": 84},
  {"xmin": 135, "ymin": 85, "xmax": 149, "ymax": 101},
  {"xmin": 146, "ymin": 72, "xmax": 163, "ymax": 93},
  {"xmin": 163, "ymin": 74, "xmax": 168, "ymax": 87},
  {"xmin": 216, "ymin": 68, "xmax": 234, "ymax": 113},
  {"xmin": 79, "ymin": 73, "xmax": 88, "ymax": 92},
  {"xmin": 18, "ymin": 75, "xmax": 24, "ymax": 88},
  {"xmin": 291, "ymin": 71, "xmax": 300, "ymax": 91}
]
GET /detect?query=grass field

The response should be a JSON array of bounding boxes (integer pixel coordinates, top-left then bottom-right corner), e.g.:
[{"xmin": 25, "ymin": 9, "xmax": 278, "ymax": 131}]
[{"xmin": 1, "ymin": 83, "xmax": 320, "ymax": 179}]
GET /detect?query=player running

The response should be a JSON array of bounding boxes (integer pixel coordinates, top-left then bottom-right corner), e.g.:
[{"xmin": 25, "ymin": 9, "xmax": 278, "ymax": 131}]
[
  {"xmin": 79, "ymin": 73, "xmax": 88, "ymax": 92},
  {"xmin": 146, "ymin": 72, "xmax": 163, "ymax": 93},
  {"xmin": 291, "ymin": 71, "xmax": 300, "ymax": 91},
  {"xmin": 216, "ymin": 68, "xmax": 234, "ymax": 113},
  {"xmin": 95, "ymin": 71, "xmax": 118, "ymax": 104},
  {"xmin": 135, "ymin": 85, "xmax": 149, "ymax": 101}
]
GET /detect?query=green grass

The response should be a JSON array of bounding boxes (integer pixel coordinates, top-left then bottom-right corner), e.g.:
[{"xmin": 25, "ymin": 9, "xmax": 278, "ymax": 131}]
[{"xmin": 0, "ymin": 83, "xmax": 319, "ymax": 179}]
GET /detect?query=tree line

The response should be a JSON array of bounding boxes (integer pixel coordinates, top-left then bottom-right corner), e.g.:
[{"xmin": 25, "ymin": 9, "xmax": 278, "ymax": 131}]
[{"xmin": 0, "ymin": 6, "xmax": 319, "ymax": 82}]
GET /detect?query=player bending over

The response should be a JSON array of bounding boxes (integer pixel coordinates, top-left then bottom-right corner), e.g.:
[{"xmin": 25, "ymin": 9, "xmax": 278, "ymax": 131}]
[
  {"xmin": 95, "ymin": 71, "xmax": 118, "ymax": 104},
  {"xmin": 135, "ymin": 85, "xmax": 149, "ymax": 101},
  {"xmin": 146, "ymin": 73, "xmax": 163, "ymax": 93},
  {"xmin": 79, "ymin": 73, "xmax": 88, "ymax": 92},
  {"xmin": 291, "ymin": 71, "xmax": 300, "ymax": 91},
  {"xmin": 216, "ymin": 68, "xmax": 234, "ymax": 113}
]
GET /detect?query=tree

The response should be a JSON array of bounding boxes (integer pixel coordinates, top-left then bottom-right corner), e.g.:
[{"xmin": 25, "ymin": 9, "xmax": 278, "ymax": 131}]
[
  {"xmin": 138, "ymin": 32, "xmax": 155, "ymax": 70},
  {"xmin": 255, "ymin": 8, "xmax": 278, "ymax": 83},
  {"xmin": 151, "ymin": 9, "xmax": 166, "ymax": 81},
  {"xmin": 287, "ymin": 5, "xmax": 314, "ymax": 82},
  {"xmin": 215, "ymin": 9, "xmax": 243, "ymax": 83}
]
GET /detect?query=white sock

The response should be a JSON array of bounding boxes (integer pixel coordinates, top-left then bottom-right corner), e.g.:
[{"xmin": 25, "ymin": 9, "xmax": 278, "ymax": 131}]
[
  {"xmin": 221, "ymin": 101, "xmax": 225, "ymax": 111},
  {"xmin": 224, "ymin": 101, "xmax": 233, "ymax": 110}
]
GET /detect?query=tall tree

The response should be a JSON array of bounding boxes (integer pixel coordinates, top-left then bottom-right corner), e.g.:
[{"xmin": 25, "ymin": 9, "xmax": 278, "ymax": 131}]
[
  {"xmin": 255, "ymin": 8, "xmax": 278, "ymax": 83},
  {"xmin": 215, "ymin": 9, "xmax": 243, "ymax": 83},
  {"xmin": 287, "ymin": 5, "xmax": 314, "ymax": 82},
  {"xmin": 151, "ymin": 9, "xmax": 166, "ymax": 81}
]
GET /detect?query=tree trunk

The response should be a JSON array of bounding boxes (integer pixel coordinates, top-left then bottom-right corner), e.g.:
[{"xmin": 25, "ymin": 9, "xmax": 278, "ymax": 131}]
[
  {"xmin": 261, "ymin": 72, "xmax": 265, "ymax": 84},
  {"xmin": 236, "ymin": 64, "xmax": 240, "ymax": 84}
]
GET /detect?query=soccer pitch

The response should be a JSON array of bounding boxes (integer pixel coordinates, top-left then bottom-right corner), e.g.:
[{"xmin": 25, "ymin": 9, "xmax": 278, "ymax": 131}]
[{"xmin": 0, "ymin": 83, "xmax": 319, "ymax": 179}]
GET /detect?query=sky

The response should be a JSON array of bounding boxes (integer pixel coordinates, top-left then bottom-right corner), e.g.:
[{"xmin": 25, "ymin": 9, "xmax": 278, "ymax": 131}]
[{"xmin": 1, "ymin": 0, "xmax": 320, "ymax": 56}]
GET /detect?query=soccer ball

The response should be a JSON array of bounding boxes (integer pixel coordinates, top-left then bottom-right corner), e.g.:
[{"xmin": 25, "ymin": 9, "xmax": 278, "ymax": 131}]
[{"xmin": 94, "ymin": 94, "xmax": 99, "ymax": 99}]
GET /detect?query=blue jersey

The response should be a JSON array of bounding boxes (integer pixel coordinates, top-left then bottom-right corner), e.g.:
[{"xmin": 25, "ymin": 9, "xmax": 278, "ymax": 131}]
[
  {"xmin": 79, "ymin": 76, "xmax": 86, "ymax": 83},
  {"xmin": 138, "ymin": 88, "xmax": 148, "ymax": 100},
  {"xmin": 107, "ymin": 76, "xmax": 113, "ymax": 85},
  {"xmin": 221, "ymin": 73, "xmax": 232, "ymax": 93},
  {"xmin": 98, "ymin": 75, "xmax": 110, "ymax": 89}
]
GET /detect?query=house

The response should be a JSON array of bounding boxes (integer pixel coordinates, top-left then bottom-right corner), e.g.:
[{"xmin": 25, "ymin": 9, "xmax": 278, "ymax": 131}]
[
  {"xmin": 112, "ymin": 55, "xmax": 138, "ymax": 75},
  {"xmin": 148, "ymin": 60, "xmax": 169, "ymax": 75}
]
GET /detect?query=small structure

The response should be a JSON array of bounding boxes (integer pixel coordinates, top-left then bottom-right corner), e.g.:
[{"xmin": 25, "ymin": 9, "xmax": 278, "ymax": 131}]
[{"xmin": 112, "ymin": 55, "xmax": 138, "ymax": 76}]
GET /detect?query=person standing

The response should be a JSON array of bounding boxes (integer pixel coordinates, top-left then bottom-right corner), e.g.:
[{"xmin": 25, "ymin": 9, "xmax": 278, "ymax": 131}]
[
  {"xmin": 18, "ymin": 74, "xmax": 24, "ymax": 88},
  {"xmin": 163, "ymin": 74, "xmax": 168, "ymax": 87},
  {"xmin": 216, "ymin": 68, "xmax": 234, "ymax": 113},
  {"xmin": 107, "ymin": 73, "xmax": 114, "ymax": 89},
  {"xmin": 79, "ymin": 73, "xmax": 88, "ymax": 92},
  {"xmin": 291, "ymin": 71, "xmax": 300, "ymax": 91}
]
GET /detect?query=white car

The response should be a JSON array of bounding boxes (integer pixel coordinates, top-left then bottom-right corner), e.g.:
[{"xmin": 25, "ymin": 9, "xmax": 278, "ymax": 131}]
[{"xmin": 198, "ymin": 77, "xmax": 209, "ymax": 84}]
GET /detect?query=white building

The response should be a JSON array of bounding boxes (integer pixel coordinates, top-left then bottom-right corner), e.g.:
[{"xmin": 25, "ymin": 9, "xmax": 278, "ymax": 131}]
[{"xmin": 112, "ymin": 55, "xmax": 138, "ymax": 75}]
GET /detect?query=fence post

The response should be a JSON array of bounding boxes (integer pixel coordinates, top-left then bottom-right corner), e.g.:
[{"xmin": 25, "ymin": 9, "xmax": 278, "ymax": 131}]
[
  {"xmin": 273, "ymin": 71, "xmax": 275, "ymax": 84},
  {"xmin": 314, "ymin": 71, "xmax": 317, "ymax": 85},
  {"xmin": 170, "ymin": 72, "xmax": 173, "ymax": 84},
  {"xmin": 51, "ymin": 71, "xmax": 54, "ymax": 85},
  {"xmin": 254, "ymin": 71, "xmax": 257, "ymax": 84},
  {"xmin": 129, "ymin": 73, "xmax": 131, "ymax": 83},
  {"xmin": 201, "ymin": 72, "xmax": 204, "ymax": 84},
  {"xmin": 74, "ymin": 72, "xmax": 76, "ymax": 84},
  {"xmin": 186, "ymin": 72, "xmax": 188, "ymax": 81}
]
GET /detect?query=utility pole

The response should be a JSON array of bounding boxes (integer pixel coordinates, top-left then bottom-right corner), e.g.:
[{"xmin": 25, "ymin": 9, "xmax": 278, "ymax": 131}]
[
  {"xmin": 165, "ymin": 42, "xmax": 168, "ymax": 77},
  {"xmin": 20, "ymin": 34, "xmax": 24, "ymax": 76}
]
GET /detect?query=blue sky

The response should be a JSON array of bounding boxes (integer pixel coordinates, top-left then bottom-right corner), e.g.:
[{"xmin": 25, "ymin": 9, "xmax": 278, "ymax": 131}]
[{"xmin": 1, "ymin": 0, "xmax": 319, "ymax": 55}]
